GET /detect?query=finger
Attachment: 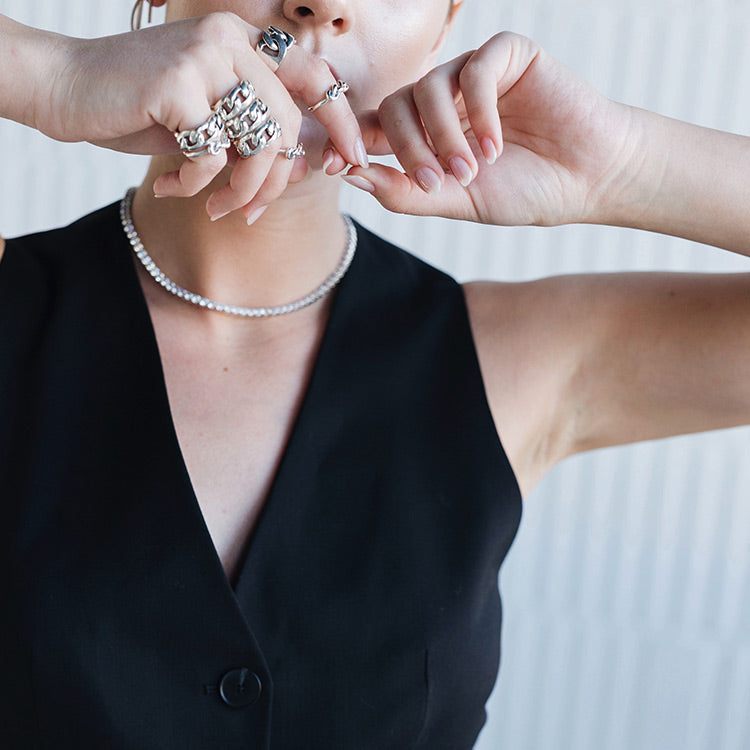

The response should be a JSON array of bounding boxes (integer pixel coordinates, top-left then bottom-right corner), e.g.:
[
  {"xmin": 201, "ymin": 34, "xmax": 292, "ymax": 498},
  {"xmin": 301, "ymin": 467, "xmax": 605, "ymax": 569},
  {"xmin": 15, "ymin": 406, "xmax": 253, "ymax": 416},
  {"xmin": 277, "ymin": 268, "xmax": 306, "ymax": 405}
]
[
  {"xmin": 342, "ymin": 164, "xmax": 476, "ymax": 220},
  {"xmin": 153, "ymin": 149, "xmax": 229, "ymax": 198},
  {"xmin": 320, "ymin": 111, "xmax": 392, "ymax": 176},
  {"xmin": 377, "ymin": 88, "xmax": 447, "ymax": 195},
  {"xmin": 251, "ymin": 39, "xmax": 365, "ymax": 168},
  {"xmin": 412, "ymin": 54, "xmax": 480, "ymax": 188},
  {"xmin": 153, "ymin": 91, "xmax": 231, "ymax": 196},
  {"xmin": 240, "ymin": 154, "xmax": 301, "ymax": 224},
  {"xmin": 205, "ymin": 144, "xmax": 279, "ymax": 219}
]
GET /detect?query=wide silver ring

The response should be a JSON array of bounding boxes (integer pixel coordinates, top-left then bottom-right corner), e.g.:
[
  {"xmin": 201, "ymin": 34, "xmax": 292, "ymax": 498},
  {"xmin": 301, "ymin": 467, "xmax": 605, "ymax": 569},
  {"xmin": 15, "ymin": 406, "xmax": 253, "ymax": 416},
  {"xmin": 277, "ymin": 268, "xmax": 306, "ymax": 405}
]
[
  {"xmin": 235, "ymin": 118, "xmax": 282, "ymax": 158},
  {"xmin": 279, "ymin": 143, "xmax": 306, "ymax": 160},
  {"xmin": 174, "ymin": 112, "xmax": 230, "ymax": 159},
  {"xmin": 225, "ymin": 98, "xmax": 270, "ymax": 142},
  {"xmin": 213, "ymin": 80, "xmax": 256, "ymax": 123},
  {"xmin": 256, "ymin": 26, "xmax": 296, "ymax": 72},
  {"xmin": 308, "ymin": 80, "xmax": 350, "ymax": 113}
]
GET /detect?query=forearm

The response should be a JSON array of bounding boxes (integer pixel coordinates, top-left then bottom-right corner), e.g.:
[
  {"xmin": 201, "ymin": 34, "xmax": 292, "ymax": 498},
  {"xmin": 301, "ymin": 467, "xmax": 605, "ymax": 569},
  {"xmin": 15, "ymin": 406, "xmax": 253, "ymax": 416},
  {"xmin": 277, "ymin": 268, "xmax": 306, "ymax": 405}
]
[
  {"xmin": 0, "ymin": 15, "xmax": 67, "ymax": 131},
  {"xmin": 598, "ymin": 105, "xmax": 750, "ymax": 256}
]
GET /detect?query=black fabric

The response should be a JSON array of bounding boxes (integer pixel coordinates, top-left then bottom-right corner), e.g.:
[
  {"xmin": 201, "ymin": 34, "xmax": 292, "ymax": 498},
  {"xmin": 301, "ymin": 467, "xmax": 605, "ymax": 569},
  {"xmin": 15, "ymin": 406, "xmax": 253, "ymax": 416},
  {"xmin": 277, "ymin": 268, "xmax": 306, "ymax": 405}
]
[{"xmin": 0, "ymin": 202, "xmax": 522, "ymax": 749}]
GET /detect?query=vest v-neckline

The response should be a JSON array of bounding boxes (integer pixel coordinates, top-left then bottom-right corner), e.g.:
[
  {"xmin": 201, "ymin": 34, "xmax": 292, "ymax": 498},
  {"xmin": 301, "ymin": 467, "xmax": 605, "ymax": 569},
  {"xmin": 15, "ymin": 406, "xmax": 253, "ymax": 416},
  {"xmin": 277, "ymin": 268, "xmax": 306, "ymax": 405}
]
[{"xmin": 112, "ymin": 205, "xmax": 362, "ymax": 599}]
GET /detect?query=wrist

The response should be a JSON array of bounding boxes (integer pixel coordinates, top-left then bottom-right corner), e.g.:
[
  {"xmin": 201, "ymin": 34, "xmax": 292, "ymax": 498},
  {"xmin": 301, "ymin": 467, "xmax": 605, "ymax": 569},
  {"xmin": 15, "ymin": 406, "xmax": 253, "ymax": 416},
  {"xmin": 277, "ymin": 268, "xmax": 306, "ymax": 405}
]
[
  {"xmin": 582, "ymin": 103, "xmax": 664, "ymax": 229},
  {"xmin": 0, "ymin": 16, "xmax": 74, "ymax": 136}
]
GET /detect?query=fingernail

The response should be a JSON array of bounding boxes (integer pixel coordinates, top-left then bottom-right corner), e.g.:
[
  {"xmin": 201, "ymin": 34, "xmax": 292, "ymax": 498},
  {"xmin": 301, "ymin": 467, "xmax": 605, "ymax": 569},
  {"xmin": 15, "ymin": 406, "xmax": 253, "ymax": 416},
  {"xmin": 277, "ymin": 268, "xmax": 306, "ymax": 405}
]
[
  {"xmin": 449, "ymin": 156, "xmax": 474, "ymax": 187},
  {"xmin": 415, "ymin": 166, "xmax": 442, "ymax": 194},
  {"xmin": 342, "ymin": 174, "xmax": 375, "ymax": 194},
  {"xmin": 154, "ymin": 193, "xmax": 168, "ymax": 199},
  {"xmin": 481, "ymin": 137, "xmax": 498, "ymax": 165},
  {"xmin": 210, "ymin": 209, "xmax": 231, "ymax": 222},
  {"xmin": 246, "ymin": 205, "xmax": 268, "ymax": 226},
  {"xmin": 354, "ymin": 137, "xmax": 369, "ymax": 169},
  {"xmin": 322, "ymin": 149, "xmax": 335, "ymax": 173}
]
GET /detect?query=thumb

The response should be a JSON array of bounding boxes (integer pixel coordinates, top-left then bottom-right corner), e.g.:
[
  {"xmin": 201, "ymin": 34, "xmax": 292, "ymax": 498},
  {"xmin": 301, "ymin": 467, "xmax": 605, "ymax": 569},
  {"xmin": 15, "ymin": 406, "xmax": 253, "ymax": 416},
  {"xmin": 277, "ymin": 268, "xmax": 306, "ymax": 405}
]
[
  {"xmin": 321, "ymin": 109, "xmax": 393, "ymax": 175},
  {"xmin": 341, "ymin": 163, "xmax": 477, "ymax": 220}
]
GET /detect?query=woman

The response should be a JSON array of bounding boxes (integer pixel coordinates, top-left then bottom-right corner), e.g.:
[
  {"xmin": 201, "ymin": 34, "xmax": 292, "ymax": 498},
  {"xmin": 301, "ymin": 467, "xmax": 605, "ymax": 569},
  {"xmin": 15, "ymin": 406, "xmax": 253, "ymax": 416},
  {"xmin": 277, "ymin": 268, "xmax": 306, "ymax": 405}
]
[{"xmin": 1, "ymin": 0, "xmax": 748, "ymax": 747}]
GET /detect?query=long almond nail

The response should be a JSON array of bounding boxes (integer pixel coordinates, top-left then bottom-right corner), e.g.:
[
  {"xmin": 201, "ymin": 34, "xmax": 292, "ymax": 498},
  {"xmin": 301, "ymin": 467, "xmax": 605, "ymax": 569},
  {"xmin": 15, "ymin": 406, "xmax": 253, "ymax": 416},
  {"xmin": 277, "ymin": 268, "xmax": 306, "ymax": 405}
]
[
  {"xmin": 354, "ymin": 137, "xmax": 369, "ymax": 169},
  {"xmin": 210, "ymin": 209, "xmax": 231, "ymax": 222},
  {"xmin": 246, "ymin": 205, "xmax": 268, "ymax": 226},
  {"xmin": 322, "ymin": 149, "xmax": 335, "ymax": 173},
  {"xmin": 449, "ymin": 156, "xmax": 474, "ymax": 187},
  {"xmin": 481, "ymin": 137, "xmax": 498, "ymax": 165},
  {"xmin": 342, "ymin": 174, "xmax": 375, "ymax": 193},
  {"xmin": 415, "ymin": 166, "xmax": 442, "ymax": 194}
]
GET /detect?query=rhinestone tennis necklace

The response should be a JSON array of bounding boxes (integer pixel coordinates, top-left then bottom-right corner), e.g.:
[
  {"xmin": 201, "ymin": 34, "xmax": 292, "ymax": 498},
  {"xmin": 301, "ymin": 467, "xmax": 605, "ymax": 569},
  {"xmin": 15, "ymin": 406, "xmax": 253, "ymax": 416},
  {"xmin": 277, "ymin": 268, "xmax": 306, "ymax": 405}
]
[{"xmin": 120, "ymin": 187, "xmax": 357, "ymax": 318}]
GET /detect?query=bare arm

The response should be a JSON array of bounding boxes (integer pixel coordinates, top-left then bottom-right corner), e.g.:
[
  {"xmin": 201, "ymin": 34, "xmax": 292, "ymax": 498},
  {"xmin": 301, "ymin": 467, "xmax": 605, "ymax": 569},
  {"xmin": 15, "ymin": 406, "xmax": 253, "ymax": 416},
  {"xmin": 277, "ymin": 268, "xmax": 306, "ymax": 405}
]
[
  {"xmin": 467, "ymin": 107, "xmax": 750, "ymax": 495},
  {"xmin": 339, "ymin": 33, "xmax": 750, "ymax": 495}
]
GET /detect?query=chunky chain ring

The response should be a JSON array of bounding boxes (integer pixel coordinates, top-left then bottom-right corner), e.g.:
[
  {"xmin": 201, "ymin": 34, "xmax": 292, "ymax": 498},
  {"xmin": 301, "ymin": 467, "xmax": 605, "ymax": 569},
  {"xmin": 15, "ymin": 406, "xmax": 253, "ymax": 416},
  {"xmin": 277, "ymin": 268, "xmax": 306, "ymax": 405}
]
[
  {"xmin": 234, "ymin": 118, "xmax": 282, "ymax": 158},
  {"xmin": 256, "ymin": 26, "xmax": 296, "ymax": 71},
  {"xmin": 225, "ymin": 98, "xmax": 270, "ymax": 142},
  {"xmin": 174, "ymin": 112, "xmax": 230, "ymax": 158},
  {"xmin": 213, "ymin": 80, "xmax": 256, "ymax": 122},
  {"xmin": 308, "ymin": 80, "xmax": 350, "ymax": 113}
]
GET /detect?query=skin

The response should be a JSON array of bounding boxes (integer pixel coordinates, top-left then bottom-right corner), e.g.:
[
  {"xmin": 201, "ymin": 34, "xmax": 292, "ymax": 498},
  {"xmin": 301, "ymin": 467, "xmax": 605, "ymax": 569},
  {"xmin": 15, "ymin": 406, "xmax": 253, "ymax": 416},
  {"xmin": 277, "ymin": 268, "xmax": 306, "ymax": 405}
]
[{"xmin": 1, "ymin": 1, "xmax": 750, "ymax": 578}]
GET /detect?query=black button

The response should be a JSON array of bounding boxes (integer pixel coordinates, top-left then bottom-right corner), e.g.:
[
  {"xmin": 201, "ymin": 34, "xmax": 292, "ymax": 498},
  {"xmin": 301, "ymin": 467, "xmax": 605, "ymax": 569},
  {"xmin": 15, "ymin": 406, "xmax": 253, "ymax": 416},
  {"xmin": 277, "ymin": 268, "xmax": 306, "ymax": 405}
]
[{"xmin": 219, "ymin": 668, "xmax": 262, "ymax": 708}]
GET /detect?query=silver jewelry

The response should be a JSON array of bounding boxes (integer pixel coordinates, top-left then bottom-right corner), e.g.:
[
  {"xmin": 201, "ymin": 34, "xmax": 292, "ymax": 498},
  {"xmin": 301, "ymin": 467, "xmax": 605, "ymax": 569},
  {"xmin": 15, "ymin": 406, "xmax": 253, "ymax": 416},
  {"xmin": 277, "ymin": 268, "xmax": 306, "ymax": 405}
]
[
  {"xmin": 120, "ymin": 188, "xmax": 356, "ymax": 318},
  {"xmin": 212, "ymin": 80, "xmax": 279, "ymax": 158},
  {"xmin": 256, "ymin": 26, "xmax": 296, "ymax": 71},
  {"xmin": 174, "ymin": 112, "xmax": 230, "ymax": 158},
  {"xmin": 308, "ymin": 80, "xmax": 350, "ymax": 113},
  {"xmin": 224, "ymin": 98, "xmax": 270, "ymax": 142},
  {"xmin": 234, "ymin": 118, "xmax": 282, "ymax": 158},
  {"xmin": 279, "ymin": 143, "xmax": 306, "ymax": 160},
  {"xmin": 213, "ymin": 80, "xmax": 256, "ymax": 123}
]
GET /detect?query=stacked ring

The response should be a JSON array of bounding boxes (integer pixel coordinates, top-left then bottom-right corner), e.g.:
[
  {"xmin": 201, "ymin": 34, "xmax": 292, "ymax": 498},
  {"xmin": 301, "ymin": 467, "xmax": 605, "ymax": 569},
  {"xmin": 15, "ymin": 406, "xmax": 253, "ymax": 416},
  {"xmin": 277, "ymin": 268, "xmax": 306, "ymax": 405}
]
[
  {"xmin": 235, "ymin": 118, "xmax": 282, "ymax": 158},
  {"xmin": 175, "ymin": 111, "xmax": 230, "ymax": 159},
  {"xmin": 210, "ymin": 79, "xmax": 282, "ymax": 159},
  {"xmin": 256, "ymin": 26, "xmax": 296, "ymax": 71}
]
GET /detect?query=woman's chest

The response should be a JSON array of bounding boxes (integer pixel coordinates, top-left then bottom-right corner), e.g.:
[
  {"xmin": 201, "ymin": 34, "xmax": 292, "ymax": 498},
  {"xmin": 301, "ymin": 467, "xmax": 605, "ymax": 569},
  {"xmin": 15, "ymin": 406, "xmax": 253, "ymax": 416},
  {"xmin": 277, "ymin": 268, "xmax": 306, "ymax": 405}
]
[{"xmin": 156, "ymin": 321, "xmax": 323, "ymax": 582}]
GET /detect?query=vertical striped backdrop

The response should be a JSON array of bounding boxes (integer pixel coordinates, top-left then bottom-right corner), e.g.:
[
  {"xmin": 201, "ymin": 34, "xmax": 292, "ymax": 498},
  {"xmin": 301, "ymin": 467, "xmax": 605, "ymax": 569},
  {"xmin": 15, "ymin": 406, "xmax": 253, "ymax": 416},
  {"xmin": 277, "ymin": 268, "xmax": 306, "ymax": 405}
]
[{"xmin": 1, "ymin": 2, "xmax": 748, "ymax": 748}]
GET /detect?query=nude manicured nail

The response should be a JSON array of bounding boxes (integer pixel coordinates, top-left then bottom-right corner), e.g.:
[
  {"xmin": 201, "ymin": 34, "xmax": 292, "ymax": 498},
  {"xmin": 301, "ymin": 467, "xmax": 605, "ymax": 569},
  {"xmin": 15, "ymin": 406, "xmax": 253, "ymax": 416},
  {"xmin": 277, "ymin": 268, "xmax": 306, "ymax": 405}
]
[
  {"xmin": 342, "ymin": 174, "xmax": 375, "ymax": 193},
  {"xmin": 322, "ymin": 149, "xmax": 335, "ymax": 173},
  {"xmin": 481, "ymin": 137, "xmax": 498, "ymax": 165},
  {"xmin": 415, "ymin": 166, "xmax": 442, "ymax": 194},
  {"xmin": 354, "ymin": 137, "xmax": 369, "ymax": 169},
  {"xmin": 449, "ymin": 156, "xmax": 474, "ymax": 187},
  {"xmin": 246, "ymin": 205, "xmax": 268, "ymax": 226},
  {"xmin": 209, "ymin": 209, "xmax": 231, "ymax": 223}
]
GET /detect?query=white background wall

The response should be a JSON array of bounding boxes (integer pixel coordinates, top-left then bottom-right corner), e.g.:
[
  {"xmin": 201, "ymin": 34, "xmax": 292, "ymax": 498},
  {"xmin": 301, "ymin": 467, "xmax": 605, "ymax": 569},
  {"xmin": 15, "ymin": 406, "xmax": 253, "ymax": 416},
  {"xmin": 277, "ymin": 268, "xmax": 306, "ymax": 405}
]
[{"xmin": 2, "ymin": 1, "xmax": 749, "ymax": 748}]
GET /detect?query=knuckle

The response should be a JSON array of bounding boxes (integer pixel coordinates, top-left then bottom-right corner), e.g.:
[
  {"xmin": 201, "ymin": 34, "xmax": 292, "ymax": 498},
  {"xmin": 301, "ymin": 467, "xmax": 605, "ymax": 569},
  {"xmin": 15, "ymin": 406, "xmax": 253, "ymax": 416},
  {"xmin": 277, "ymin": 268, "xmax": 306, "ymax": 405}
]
[
  {"xmin": 195, "ymin": 11, "xmax": 241, "ymax": 40},
  {"xmin": 413, "ymin": 74, "xmax": 440, "ymax": 102},
  {"xmin": 459, "ymin": 59, "xmax": 484, "ymax": 87}
]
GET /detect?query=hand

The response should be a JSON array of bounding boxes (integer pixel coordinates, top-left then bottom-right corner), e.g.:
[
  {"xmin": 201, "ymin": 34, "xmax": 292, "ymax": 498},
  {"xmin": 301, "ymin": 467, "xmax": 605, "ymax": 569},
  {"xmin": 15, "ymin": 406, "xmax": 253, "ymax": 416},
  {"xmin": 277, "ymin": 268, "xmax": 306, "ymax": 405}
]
[
  {"xmin": 31, "ymin": 13, "xmax": 365, "ymax": 219},
  {"xmin": 341, "ymin": 32, "xmax": 639, "ymax": 228}
]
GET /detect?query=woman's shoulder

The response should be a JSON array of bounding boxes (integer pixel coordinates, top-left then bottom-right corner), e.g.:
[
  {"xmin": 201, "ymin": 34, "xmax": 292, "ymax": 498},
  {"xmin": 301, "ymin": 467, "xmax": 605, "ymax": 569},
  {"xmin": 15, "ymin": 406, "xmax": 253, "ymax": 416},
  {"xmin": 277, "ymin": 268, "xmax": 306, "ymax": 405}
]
[{"xmin": 0, "ymin": 201, "xmax": 124, "ymax": 285}]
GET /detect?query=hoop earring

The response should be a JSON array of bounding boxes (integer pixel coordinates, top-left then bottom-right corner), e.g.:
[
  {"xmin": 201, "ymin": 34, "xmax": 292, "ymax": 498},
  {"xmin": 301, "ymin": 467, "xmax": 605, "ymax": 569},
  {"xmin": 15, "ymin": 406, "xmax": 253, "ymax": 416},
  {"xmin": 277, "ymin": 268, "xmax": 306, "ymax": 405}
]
[{"xmin": 130, "ymin": 0, "xmax": 154, "ymax": 32}]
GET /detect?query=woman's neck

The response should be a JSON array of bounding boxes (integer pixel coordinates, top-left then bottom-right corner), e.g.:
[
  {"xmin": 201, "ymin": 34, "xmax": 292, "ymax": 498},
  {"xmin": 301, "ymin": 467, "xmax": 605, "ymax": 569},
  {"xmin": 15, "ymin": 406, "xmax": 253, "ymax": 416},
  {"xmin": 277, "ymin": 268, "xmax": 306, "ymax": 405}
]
[{"xmin": 131, "ymin": 158, "xmax": 347, "ymax": 321}]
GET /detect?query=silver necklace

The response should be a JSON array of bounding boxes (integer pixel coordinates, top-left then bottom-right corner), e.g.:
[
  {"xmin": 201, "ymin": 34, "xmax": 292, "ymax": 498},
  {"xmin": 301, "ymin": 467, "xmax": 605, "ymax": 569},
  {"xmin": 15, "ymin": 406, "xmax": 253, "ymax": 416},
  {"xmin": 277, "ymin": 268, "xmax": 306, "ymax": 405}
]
[{"xmin": 120, "ymin": 187, "xmax": 357, "ymax": 318}]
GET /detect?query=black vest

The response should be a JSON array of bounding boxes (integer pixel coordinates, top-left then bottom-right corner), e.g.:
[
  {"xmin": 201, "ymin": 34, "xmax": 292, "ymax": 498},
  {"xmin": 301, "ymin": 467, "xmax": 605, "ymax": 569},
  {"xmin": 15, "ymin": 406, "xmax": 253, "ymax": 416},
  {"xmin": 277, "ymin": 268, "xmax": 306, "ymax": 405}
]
[{"xmin": 0, "ymin": 202, "xmax": 521, "ymax": 749}]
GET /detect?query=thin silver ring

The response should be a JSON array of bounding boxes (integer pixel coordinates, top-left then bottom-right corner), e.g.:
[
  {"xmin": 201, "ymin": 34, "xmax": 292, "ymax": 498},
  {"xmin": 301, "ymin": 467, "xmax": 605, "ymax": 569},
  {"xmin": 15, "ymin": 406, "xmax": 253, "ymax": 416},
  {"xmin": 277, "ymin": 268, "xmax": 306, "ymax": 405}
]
[
  {"xmin": 174, "ymin": 112, "xmax": 230, "ymax": 159},
  {"xmin": 256, "ymin": 26, "xmax": 296, "ymax": 71},
  {"xmin": 308, "ymin": 80, "xmax": 350, "ymax": 113},
  {"xmin": 279, "ymin": 143, "xmax": 306, "ymax": 160}
]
